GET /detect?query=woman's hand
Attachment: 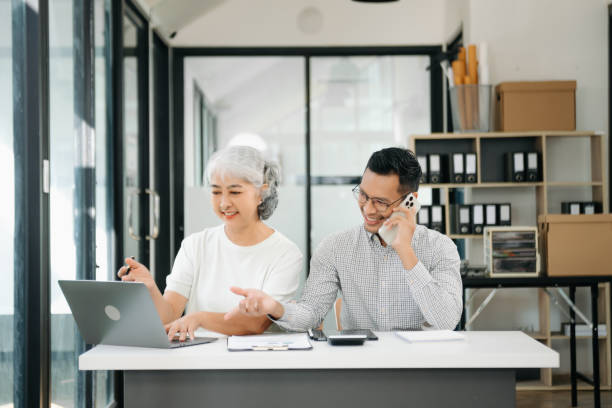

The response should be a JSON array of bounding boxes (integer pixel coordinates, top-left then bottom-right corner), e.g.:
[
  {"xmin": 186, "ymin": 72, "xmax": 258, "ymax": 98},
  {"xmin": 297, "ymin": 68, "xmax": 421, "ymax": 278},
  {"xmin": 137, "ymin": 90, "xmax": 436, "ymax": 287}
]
[
  {"xmin": 224, "ymin": 287, "xmax": 284, "ymax": 320},
  {"xmin": 165, "ymin": 313, "xmax": 202, "ymax": 342},
  {"xmin": 117, "ymin": 257, "xmax": 156, "ymax": 291}
]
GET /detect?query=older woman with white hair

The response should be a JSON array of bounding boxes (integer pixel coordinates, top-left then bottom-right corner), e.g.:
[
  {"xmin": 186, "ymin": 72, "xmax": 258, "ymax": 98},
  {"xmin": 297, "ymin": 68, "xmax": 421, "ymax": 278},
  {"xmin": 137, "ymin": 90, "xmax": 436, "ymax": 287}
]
[{"xmin": 117, "ymin": 145, "xmax": 302, "ymax": 339}]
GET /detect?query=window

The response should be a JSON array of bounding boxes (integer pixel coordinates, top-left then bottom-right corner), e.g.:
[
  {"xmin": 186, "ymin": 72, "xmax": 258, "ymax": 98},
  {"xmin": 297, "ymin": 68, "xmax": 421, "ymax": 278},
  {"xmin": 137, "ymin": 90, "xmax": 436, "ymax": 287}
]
[
  {"xmin": 309, "ymin": 55, "xmax": 431, "ymax": 248},
  {"xmin": 0, "ymin": 0, "xmax": 14, "ymax": 403},
  {"xmin": 193, "ymin": 84, "xmax": 217, "ymax": 186},
  {"xmin": 49, "ymin": 0, "xmax": 114, "ymax": 405}
]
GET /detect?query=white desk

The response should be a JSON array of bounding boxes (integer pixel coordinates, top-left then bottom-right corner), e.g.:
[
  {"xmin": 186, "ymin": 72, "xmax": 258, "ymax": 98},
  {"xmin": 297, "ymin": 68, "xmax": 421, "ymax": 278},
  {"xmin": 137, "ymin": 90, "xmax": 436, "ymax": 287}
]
[{"xmin": 80, "ymin": 331, "xmax": 558, "ymax": 407}]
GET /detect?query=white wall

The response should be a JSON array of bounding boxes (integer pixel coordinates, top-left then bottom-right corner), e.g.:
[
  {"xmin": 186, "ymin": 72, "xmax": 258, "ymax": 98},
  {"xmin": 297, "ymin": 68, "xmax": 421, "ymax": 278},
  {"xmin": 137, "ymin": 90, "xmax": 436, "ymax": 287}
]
[
  {"xmin": 468, "ymin": 0, "xmax": 607, "ymax": 132},
  {"xmin": 443, "ymin": 0, "xmax": 468, "ymax": 43},
  {"xmin": 457, "ymin": 0, "xmax": 609, "ymax": 375},
  {"xmin": 170, "ymin": 0, "xmax": 446, "ymax": 46}
]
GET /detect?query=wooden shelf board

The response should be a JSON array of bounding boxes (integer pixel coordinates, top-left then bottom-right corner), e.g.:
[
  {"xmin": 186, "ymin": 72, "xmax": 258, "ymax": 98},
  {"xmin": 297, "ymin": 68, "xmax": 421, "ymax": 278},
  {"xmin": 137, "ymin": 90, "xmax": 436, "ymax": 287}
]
[
  {"xmin": 546, "ymin": 181, "xmax": 603, "ymax": 187},
  {"xmin": 421, "ymin": 181, "xmax": 603, "ymax": 189},
  {"xmin": 543, "ymin": 131, "xmax": 604, "ymax": 138},
  {"xmin": 517, "ymin": 376, "xmax": 612, "ymax": 391},
  {"xmin": 479, "ymin": 182, "xmax": 543, "ymax": 188},
  {"xmin": 517, "ymin": 382, "xmax": 612, "ymax": 391},
  {"xmin": 412, "ymin": 131, "xmax": 598, "ymax": 140},
  {"xmin": 421, "ymin": 182, "xmax": 543, "ymax": 189},
  {"xmin": 448, "ymin": 234, "xmax": 483, "ymax": 239},
  {"xmin": 550, "ymin": 334, "xmax": 607, "ymax": 340}
]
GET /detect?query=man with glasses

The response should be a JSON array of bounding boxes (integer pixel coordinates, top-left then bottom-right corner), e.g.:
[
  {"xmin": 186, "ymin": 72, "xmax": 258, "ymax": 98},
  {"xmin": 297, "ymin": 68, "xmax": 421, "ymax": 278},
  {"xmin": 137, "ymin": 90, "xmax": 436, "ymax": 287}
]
[{"xmin": 226, "ymin": 147, "xmax": 462, "ymax": 331}]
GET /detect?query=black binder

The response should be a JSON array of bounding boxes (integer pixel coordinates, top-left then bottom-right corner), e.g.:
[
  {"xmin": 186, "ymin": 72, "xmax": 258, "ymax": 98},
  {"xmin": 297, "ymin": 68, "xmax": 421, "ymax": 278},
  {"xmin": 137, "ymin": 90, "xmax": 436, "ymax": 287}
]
[
  {"xmin": 525, "ymin": 152, "xmax": 541, "ymax": 182},
  {"xmin": 417, "ymin": 155, "xmax": 428, "ymax": 184},
  {"xmin": 472, "ymin": 204, "xmax": 485, "ymax": 234},
  {"xmin": 449, "ymin": 153, "xmax": 464, "ymax": 183},
  {"xmin": 428, "ymin": 154, "xmax": 444, "ymax": 184},
  {"xmin": 456, "ymin": 205, "xmax": 472, "ymax": 234},
  {"xmin": 430, "ymin": 205, "xmax": 445, "ymax": 232},
  {"xmin": 485, "ymin": 204, "xmax": 497, "ymax": 226},
  {"xmin": 505, "ymin": 152, "xmax": 525, "ymax": 182},
  {"xmin": 561, "ymin": 202, "xmax": 582, "ymax": 215},
  {"xmin": 417, "ymin": 206, "xmax": 430, "ymax": 228},
  {"xmin": 581, "ymin": 202, "xmax": 602, "ymax": 214},
  {"xmin": 497, "ymin": 203, "xmax": 512, "ymax": 226},
  {"xmin": 465, "ymin": 153, "xmax": 477, "ymax": 183}
]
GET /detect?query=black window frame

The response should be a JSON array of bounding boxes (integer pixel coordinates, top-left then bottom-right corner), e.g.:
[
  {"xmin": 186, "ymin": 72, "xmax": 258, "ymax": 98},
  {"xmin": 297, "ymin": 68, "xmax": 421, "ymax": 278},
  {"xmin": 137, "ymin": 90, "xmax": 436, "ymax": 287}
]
[{"xmin": 12, "ymin": 0, "xmax": 50, "ymax": 406}]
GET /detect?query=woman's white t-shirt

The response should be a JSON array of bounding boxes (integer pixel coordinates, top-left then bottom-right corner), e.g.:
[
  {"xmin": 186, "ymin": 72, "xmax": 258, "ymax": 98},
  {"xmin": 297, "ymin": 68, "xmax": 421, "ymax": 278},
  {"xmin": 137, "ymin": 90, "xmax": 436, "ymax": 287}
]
[{"xmin": 165, "ymin": 225, "xmax": 303, "ymax": 315}]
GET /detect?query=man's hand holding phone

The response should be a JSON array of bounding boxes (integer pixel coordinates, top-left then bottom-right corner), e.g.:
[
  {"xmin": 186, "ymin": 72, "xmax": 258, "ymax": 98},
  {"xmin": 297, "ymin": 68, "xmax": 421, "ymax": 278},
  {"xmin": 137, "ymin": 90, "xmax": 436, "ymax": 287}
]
[
  {"xmin": 384, "ymin": 205, "xmax": 418, "ymax": 250},
  {"xmin": 224, "ymin": 287, "xmax": 284, "ymax": 320},
  {"xmin": 379, "ymin": 192, "xmax": 420, "ymax": 270}
]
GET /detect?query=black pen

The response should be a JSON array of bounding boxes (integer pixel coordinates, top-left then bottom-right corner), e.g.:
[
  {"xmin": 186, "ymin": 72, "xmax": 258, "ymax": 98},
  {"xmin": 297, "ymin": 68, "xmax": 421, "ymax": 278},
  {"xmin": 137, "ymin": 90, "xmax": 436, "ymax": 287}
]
[{"xmin": 125, "ymin": 256, "xmax": 135, "ymax": 274}]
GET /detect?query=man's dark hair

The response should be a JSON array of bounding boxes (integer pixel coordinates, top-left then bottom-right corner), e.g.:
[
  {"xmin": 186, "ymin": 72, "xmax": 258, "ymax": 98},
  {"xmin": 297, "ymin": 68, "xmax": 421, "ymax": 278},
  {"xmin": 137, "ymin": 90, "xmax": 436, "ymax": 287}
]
[{"xmin": 365, "ymin": 147, "xmax": 422, "ymax": 193}]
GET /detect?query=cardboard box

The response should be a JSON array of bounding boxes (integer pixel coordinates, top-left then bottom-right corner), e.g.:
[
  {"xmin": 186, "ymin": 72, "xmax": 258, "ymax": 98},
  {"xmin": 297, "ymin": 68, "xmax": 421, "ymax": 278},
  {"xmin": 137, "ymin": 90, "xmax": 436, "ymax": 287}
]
[
  {"xmin": 538, "ymin": 214, "xmax": 612, "ymax": 276},
  {"xmin": 495, "ymin": 81, "xmax": 576, "ymax": 131}
]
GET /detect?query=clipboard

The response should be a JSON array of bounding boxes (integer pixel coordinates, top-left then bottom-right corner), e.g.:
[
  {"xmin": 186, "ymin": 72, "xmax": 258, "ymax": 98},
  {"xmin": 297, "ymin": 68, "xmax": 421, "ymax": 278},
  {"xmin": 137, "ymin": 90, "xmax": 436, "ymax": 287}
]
[{"xmin": 227, "ymin": 333, "xmax": 313, "ymax": 351}]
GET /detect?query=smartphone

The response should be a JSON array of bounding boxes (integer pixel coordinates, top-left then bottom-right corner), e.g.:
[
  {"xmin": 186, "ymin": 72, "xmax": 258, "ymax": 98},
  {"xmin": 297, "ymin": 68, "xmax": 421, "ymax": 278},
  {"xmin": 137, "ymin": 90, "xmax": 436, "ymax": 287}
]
[
  {"xmin": 340, "ymin": 329, "xmax": 378, "ymax": 341},
  {"xmin": 308, "ymin": 328, "xmax": 327, "ymax": 341},
  {"xmin": 378, "ymin": 193, "xmax": 421, "ymax": 245},
  {"xmin": 326, "ymin": 330, "xmax": 367, "ymax": 346}
]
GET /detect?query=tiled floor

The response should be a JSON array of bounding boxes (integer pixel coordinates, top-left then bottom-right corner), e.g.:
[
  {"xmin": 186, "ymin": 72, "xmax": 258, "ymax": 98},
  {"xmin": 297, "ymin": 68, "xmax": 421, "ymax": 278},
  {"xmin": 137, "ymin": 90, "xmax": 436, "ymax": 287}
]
[{"xmin": 517, "ymin": 391, "xmax": 612, "ymax": 407}]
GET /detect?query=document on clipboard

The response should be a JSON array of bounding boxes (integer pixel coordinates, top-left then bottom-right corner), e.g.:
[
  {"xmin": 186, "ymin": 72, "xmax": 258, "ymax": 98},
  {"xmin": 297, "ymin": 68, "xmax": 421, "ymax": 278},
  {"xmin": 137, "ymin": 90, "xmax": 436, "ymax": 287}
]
[{"xmin": 227, "ymin": 333, "xmax": 313, "ymax": 351}]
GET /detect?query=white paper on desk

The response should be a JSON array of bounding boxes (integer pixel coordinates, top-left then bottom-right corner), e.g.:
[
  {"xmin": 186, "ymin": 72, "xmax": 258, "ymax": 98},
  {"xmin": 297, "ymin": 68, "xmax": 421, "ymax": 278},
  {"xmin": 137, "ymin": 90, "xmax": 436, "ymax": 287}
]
[
  {"xmin": 395, "ymin": 330, "xmax": 465, "ymax": 343},
  {"xmin": 227, "ymin": 333, "xmax": 312, "ymax": 351}
]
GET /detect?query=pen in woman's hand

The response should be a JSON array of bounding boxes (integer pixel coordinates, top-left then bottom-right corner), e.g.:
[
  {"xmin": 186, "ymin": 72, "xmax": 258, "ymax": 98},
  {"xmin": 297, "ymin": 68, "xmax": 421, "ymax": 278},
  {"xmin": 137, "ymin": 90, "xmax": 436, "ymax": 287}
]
[
  {"xmin": 125, "ymin": 256, "xmax": 135, "ymax": 273},
  {"xmin": 119, "ymin": 256, "xmax": 136, "ymax": 277}
]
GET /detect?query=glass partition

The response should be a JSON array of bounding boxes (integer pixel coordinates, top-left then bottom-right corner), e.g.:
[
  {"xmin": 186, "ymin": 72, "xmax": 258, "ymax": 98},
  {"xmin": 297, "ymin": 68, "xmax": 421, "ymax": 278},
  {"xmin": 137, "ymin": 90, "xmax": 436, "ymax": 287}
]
[
  {"xmin": 0, "ymin": 0, "xmax": 13, "ymax": 403},
  {"xmin": 310, "ymin": 56, "xmax": 431, "ymax": 248}
]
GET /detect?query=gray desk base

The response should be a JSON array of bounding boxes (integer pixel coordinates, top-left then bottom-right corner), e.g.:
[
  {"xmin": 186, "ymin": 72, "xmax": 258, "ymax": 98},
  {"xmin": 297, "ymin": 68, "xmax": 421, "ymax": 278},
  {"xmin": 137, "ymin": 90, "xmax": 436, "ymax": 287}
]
[{"xmin": 124, "ymin": 368, "xmax": 515, "ymax": 407}]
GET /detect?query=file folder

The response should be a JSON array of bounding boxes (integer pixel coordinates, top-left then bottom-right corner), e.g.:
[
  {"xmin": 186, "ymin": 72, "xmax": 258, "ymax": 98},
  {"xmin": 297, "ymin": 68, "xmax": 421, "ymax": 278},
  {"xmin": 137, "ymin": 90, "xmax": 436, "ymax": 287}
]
[
  {"xmin": 430, "ymin": 205, "xmax": 444, "ymax": 232},
  {"xmin": 525, "ymin": 152, "xmax": 541, "ymax": 182},
  {"xmin": 428, "ymin": 154, "xmax": 443, "ymax": 184},
  {"xmin": 417, "ymin": 206, "xmax": 430, "ymax": 227},
  {"xmin": 449, "ymin": 153, "xmax": 464, "ymax": 183},
  {"xmin": 582, "ymin": 202, "xmax": 601, "ymax": 214},
  {"xmin": 505, "ymin": 152, "xmax": 525, "ymax": 182},
  {"xmin": 457, "ymin": 204, "xmax": 472, "ymax": 234},
  {"xmin": 472, "ymin": 204, "xmax": 485, "ymax": 234},
  {"xmin": 561, "ymin": 202, "xmax": 581, "ymax": 215},
  {"xmin": 485, "ymin": 204, "xmax": 497, "ymax": 225},
  {"xmin": 465, "ymin": 153, "xmax": 477, "ymax": 183},
  {"xmin": 417, "ymin": 155, "xmax": 428, "ymax": 184},
  {"xmin": 498, "ymin": 203, "xmax": 512, "ymax": 226}
]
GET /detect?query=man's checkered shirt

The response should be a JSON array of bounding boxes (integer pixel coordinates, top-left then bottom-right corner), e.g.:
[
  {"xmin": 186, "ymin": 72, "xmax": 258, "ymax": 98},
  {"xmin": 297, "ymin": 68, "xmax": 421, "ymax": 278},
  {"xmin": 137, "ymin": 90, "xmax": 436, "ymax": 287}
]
[{"xmin": 275, "ymin": 224, "xmax": 463, "ymax": 331}]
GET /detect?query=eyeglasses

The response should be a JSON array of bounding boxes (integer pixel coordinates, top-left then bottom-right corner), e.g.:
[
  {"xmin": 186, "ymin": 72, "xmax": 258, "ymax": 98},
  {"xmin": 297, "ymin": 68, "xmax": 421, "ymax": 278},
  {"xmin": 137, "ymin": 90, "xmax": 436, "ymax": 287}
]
[{"xmin": 351, "ymin": 185, "xmax": 407, "ymax": 213}]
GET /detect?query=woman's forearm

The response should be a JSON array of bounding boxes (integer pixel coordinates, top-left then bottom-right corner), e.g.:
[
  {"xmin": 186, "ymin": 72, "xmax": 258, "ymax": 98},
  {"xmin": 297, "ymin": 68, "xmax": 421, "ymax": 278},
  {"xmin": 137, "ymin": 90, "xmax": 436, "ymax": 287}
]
[
  {"xmin": 196, "ymin": 311, "xmax": 271, "ymax": 335},
  {"xmin": 149, "ymin": 286, "xmax": 181, "ymax": 324}
]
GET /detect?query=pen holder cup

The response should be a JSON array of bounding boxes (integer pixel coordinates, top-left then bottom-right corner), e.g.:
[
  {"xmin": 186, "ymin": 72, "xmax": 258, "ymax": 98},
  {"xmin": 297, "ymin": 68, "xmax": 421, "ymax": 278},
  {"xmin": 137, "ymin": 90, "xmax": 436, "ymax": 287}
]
[{"xmin": 449, "ymin": 84, "xmax": 492, "ymax": 132}]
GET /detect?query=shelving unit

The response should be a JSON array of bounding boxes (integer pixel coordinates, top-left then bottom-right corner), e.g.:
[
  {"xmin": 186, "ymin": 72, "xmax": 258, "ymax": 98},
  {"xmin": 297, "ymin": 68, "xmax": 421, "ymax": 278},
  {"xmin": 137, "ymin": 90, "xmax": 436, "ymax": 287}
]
[
  {"xmin": 409, "ymin": 131, "xmax": 609, "ymax": 237},
  {"xmin": 410, "ymin": 130, "xmax": 610, "ymax": 391}
]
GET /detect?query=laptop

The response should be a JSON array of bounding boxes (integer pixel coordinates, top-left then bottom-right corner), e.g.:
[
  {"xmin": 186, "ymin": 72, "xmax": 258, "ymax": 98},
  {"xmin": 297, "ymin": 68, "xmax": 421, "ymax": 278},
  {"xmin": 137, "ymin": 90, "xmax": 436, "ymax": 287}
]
[{"xmin": 59, "ymin": 280, "xmax": 217, "ymax": 349}]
